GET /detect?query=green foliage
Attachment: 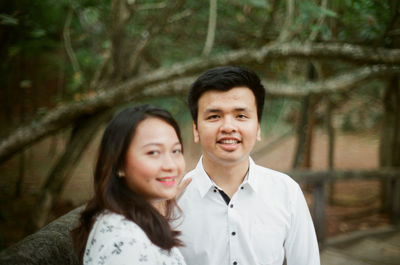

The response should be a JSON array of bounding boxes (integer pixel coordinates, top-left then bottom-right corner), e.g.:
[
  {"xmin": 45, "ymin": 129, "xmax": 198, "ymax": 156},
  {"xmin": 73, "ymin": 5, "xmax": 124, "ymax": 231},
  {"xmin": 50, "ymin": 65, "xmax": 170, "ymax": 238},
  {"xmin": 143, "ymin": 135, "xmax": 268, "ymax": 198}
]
[
  {"xmin": 134, "ymin": 96, "xmax": 192, "ymax": 125},
  {"xmin": 236, "ymin": 0, "xmax": 269, "ymax": 9},
  {"xmin": 337, "ymin": 0, "xmax": 391, "ymax": 41},
  {"xmin": 296, "ymin": 1, "xmax": 337, "ymax": 40},
  {"xmin": 0, "ymin": 0, "xmax": 393, "ymax": 129},
  {"xmin": 0, "ymin": 14, "xmax": 18, "ymax": 25},
  {"xmin": 261, "ymin": 98, "xmax": 295, "ymax": 135},
  {"xmin": 0, "ymin": 1, "xmax": 63, "ymax": 55}
]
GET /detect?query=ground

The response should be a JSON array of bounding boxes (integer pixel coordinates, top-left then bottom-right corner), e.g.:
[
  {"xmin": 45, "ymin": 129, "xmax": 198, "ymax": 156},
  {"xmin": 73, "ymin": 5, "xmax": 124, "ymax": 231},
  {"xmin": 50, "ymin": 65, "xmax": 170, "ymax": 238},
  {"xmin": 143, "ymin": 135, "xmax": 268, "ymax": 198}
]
[{"xmin": 0, "ymin": 128, "xmax": 390, "ymax": 249}]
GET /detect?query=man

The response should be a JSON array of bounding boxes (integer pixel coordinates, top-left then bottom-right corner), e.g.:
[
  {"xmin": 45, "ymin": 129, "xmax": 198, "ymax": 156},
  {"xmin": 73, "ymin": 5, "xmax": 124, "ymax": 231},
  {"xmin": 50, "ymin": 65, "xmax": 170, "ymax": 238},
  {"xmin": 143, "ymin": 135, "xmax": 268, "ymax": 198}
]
[{"xmin": 176, "ymin": 66, "xmax": 320, "ymax": 265}]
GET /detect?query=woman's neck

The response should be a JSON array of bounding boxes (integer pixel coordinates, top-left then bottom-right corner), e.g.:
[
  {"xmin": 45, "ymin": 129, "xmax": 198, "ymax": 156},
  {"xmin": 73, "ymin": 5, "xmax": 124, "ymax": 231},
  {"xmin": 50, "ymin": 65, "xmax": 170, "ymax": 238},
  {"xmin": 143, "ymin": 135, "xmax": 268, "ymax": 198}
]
[{"xmin": 151, "ymin": 200, "xmax": 166, "ymax": 216}]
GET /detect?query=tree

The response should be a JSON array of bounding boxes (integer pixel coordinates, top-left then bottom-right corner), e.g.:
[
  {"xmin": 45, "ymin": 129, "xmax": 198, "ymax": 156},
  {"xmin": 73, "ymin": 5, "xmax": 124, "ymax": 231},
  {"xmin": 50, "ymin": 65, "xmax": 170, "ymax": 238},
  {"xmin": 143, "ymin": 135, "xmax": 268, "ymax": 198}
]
[
  {"xmin": 379, "ymin": 0, "xmax": 400, "ymax": 214},
  {"xmin": 0, "ymin": 0, "xmax": 399, "ymax": 236}
]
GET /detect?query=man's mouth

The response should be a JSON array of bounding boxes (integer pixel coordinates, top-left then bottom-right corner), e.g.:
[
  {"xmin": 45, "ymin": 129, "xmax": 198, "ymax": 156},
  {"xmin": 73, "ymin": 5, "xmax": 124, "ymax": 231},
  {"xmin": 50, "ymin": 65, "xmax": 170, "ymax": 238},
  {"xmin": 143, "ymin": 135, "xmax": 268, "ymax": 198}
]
[
  {"xmin": 217, "ymin": 139, "xmax": 240, "ymax": 144},
  {"xmin": 217, "ymin": 138, "xmax": 241, "ymax": 152}
]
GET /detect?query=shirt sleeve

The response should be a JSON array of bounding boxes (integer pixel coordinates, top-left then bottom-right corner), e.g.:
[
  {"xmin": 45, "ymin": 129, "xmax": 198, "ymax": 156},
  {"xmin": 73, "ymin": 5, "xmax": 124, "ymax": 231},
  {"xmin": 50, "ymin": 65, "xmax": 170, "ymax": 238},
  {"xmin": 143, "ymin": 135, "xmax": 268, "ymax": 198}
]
[{"xmin": 284, "ymin": 184, "xmax": 320, "ymax": 265}]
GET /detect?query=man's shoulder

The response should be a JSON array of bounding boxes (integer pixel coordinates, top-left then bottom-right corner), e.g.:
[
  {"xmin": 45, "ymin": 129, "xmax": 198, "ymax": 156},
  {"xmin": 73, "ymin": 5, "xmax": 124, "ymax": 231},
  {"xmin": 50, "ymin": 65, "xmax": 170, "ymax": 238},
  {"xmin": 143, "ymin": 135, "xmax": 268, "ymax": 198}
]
[
  {"xmin": 184, "ymin": 167, "xmax": 198, "ymax": 178},
  {"xmin": 251, "ymin": 162, "xmax": 299, "ymax": 188},
  {"xmin": 180, "ymin": 168, "xmax": 200, "ymax": 196}
]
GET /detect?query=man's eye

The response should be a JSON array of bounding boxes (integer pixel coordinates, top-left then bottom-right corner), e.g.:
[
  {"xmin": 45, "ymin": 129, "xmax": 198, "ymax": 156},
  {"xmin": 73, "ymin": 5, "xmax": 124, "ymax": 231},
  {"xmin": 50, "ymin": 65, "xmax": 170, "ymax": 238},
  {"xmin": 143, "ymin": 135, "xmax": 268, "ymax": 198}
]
[
  {"xmin": 206, "ymin": 115, "xmax": 219, "ymax": 120},
  {"xmin": 237, "ymin": 114, "xmax": 248, "ymax": 119}
]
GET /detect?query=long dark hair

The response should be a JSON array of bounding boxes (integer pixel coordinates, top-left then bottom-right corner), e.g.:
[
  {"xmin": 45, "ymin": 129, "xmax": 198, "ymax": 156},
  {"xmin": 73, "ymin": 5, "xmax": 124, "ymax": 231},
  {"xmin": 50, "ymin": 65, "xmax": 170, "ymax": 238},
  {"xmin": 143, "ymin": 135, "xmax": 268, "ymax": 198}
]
[{"xmin": 71, "ymin": 105, "xmax": 184, "ymax": 263}]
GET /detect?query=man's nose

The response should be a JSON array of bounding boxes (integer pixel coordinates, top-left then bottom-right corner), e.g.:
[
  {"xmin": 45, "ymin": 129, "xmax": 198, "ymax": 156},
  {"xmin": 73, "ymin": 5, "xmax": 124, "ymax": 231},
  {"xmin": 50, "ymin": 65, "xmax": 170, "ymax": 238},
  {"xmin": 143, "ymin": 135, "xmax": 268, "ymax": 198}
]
[{"xmin": 220, "ymin": 116, "xmax": 237, "ymax": 133}]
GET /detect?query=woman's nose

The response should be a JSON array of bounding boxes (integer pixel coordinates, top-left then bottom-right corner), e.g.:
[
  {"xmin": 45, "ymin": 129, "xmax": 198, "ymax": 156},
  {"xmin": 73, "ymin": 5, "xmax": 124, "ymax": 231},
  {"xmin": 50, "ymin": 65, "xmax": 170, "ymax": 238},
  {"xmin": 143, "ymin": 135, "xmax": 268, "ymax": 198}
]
[{"xmin": 162, "ymin": 153, "xmax": 176, "ymax": 171}]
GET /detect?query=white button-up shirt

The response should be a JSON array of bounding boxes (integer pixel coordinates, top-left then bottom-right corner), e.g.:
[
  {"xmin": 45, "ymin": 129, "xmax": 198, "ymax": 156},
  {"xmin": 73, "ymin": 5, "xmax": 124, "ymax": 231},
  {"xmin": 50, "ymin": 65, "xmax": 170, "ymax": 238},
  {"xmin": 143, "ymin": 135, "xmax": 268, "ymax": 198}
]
[{"xmin": 175, "ymin": 157, "xmax": 320, "ymax": 265}]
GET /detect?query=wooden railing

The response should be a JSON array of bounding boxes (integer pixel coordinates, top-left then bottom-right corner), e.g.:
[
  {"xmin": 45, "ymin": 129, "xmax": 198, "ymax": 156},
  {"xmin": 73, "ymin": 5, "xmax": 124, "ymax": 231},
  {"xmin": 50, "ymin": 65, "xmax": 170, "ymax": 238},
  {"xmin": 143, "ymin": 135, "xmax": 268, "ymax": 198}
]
[{"xmin": 288, "ymin": 169, "xmax": 400, "ymax": 245}]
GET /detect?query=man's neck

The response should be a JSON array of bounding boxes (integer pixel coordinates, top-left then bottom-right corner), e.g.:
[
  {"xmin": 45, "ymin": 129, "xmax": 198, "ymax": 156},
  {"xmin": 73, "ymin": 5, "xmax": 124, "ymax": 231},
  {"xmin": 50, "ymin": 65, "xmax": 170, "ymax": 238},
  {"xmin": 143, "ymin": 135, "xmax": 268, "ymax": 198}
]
[{"xmin": 202, "ymin": 156, "xmax": 249, "ymax": 198}]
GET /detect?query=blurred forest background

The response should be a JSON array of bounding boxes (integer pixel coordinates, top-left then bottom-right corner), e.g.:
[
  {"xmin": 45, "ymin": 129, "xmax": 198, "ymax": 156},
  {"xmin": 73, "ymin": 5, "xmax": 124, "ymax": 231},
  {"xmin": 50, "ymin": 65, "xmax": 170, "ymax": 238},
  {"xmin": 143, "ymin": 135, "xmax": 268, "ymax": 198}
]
[{"xmin": 0, "ymin": 0, "xmax": 399, "ymax": 250}]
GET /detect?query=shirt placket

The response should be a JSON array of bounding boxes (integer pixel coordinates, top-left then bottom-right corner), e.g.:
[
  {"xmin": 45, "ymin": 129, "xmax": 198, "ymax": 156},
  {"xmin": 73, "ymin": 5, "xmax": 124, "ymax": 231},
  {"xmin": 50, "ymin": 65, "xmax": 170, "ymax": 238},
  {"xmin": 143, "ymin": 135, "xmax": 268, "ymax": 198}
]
[{"xmin": 228, "ymin": 186, "xmax": 244, "ymax": 265}]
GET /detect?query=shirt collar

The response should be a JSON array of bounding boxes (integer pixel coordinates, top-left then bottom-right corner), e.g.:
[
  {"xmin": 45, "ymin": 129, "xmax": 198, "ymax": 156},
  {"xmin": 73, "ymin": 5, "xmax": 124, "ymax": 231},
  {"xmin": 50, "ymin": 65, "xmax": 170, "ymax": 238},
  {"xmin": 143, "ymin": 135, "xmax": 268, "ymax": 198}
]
[
  {"xmin": 246, "ymin": 157, "xmax": 257, "ymax": 191},
  {"xmin": 193, "ymin": 157, "xmax": 215, "ymax": 198},
  {"xmin": 194, "ymin": 156, "xmax": 258, "ymax": 197}
]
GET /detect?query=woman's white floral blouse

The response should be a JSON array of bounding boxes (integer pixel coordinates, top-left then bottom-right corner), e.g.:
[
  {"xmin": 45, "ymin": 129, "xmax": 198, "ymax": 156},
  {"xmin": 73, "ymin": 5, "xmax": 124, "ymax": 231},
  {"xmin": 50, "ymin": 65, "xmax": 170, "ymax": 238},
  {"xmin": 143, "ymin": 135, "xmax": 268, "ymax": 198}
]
[{"xmin": 84, "ymin": 211, "xmax": 186, "ymax": 265}]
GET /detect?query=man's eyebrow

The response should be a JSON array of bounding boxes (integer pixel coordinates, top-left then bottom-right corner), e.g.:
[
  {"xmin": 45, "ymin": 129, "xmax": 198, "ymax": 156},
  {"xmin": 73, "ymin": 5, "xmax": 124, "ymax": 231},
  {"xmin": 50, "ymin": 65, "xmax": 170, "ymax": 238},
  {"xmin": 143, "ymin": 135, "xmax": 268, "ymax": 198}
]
[
  {"xmin": 233, "ymin": 107, "xmax": 249, "ymax": 112},
  {"xmin": 203, "ymin": 107, "xmax": 250, "ymax": 114},
  {"xmin": 203, "ymin": 108, "xmax": 221, "ymax": 113}
]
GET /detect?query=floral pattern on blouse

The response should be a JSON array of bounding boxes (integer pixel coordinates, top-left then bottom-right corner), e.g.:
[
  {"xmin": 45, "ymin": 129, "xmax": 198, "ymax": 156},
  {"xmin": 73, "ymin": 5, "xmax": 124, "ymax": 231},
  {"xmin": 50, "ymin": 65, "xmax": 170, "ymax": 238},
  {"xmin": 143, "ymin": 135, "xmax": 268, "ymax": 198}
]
[{"xmin": 84, "ymin": 211, "xmax": 186, "ymax": 265}]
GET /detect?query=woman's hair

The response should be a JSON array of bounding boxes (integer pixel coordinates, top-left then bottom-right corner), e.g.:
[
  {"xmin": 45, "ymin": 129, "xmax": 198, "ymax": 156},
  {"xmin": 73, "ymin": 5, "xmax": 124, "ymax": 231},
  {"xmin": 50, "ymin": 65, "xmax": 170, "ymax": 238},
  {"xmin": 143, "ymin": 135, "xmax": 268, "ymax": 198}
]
[{"xmin": 71, "ymin": 105, "xmax": 184, "ymax": 263}]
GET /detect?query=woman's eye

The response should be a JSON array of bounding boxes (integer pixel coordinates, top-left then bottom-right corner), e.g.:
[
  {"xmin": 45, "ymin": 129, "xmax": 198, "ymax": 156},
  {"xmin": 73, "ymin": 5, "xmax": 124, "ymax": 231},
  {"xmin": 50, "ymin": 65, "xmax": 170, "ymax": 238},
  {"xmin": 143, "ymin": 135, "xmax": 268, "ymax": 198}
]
[
  {"xmin": 147, "ymin": 150, "xmax": 160, "ymax": 156},
  {"xmin": 173, "ymin": 148, "xmax": 182, "ymax": 154}
]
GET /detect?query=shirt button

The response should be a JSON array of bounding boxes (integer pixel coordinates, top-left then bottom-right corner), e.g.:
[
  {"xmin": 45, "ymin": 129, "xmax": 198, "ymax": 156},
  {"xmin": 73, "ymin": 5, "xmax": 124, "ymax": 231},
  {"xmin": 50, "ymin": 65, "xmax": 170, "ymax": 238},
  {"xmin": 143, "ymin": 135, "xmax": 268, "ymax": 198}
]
[
  {"xmin": 240, "ymin": 186, "xmax": 244, "ymax": 190},
  {"xmin": 233, "ymin": 262, "xmax": 238, "ymax": 265},
  {"xmin": 230, "ymin": 204, "xmax": 234, "ymax": 208},
  {"xmin": 213, "ymin": 189, "xmax": 217, "ymax": 192},
  {"xmin": 231, "ymin": 231, "xmax": 236, "ymax": 236}
]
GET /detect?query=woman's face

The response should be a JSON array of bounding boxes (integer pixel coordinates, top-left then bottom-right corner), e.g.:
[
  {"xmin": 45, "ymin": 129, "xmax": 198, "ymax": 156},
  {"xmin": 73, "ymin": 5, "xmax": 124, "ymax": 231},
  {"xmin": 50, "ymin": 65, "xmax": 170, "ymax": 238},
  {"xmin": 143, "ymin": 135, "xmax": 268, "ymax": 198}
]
[{"xmin": 121, "ymin": 117, "xmax": 185, "ymax": 205}]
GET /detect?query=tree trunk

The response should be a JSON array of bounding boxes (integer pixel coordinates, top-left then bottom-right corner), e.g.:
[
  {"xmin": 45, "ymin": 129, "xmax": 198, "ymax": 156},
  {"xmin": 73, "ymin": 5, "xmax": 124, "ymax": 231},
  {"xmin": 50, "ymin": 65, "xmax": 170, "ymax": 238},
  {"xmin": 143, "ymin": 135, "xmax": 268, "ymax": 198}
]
[
  {"xmin": 24, "ymin": 110, "xmax": 112, "ymax": 235},
  {"xmin": 293, "ymin": 96, "xmax": 310, "ymax": 169},
  {"xmin": 326, "ymin": 98, "xmax": 336, "ymax": 203},
  {"xmin": 303, "ymin": 95, "xmax": 317, "ymax": 168},
  {"xmin": 380, "ymin": 76, "xmax": 400, "ymax": 213},
  {"xmin": 292, "ymin": 63, "xmax": 320, "ymax": 169},
  {"xmin": 15, "ymin": 151, "xmax": 25, "ymax": 198}
]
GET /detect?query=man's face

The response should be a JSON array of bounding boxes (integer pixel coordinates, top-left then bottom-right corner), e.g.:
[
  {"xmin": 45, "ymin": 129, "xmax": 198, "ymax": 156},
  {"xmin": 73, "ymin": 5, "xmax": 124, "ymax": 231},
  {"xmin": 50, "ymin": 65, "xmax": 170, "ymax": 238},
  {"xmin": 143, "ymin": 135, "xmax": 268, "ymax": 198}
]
[{"xmin": 193, "ymin": 87, "xmax": 261, "ymax": 167}]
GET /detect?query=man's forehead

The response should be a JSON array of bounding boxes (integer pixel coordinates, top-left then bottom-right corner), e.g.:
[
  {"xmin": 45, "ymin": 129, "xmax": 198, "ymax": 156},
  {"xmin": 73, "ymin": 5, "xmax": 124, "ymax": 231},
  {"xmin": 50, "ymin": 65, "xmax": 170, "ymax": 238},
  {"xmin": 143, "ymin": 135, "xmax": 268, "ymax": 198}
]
[
  {"xmin": 198, "ymin": 88, "xmax": 256, "ymax": 107},
  {"xmin": 202, "ymin": 106, "xmax": 250, "ymax": 113},
  {"xmin": 199, "ymin": 86, "xmax": 252, "ymax": 97}
]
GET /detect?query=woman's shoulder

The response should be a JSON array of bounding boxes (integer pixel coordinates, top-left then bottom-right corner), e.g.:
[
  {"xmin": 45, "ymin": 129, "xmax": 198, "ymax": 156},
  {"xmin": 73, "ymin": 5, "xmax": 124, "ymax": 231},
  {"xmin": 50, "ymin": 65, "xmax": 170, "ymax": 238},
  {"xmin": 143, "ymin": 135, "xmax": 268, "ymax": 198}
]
[
  {"xmin": 93, "ymin": 211, "xmax": 147, "ymax": 238},
  {"xmin": 84, "ymin": 211, "xmax": 152, "ymax": 264},
  {"xmin": 84, "ymin": 211, "xmax": 186, "ymax": 265}
]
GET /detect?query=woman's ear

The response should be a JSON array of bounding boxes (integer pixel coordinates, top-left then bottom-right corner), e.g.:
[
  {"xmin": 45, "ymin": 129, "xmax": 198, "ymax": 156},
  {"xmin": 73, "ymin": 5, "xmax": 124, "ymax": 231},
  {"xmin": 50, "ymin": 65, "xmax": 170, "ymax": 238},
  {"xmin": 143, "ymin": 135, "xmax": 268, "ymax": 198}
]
[{"xmin": 117, "ymin": 170, "xmax": 125, "ymax": 178}]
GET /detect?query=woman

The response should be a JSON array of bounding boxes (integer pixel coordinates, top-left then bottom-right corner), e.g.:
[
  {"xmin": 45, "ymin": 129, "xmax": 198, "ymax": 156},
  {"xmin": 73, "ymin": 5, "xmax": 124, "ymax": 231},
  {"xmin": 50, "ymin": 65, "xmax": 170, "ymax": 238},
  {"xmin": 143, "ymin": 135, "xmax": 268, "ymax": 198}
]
[{"xmin": 71, "ymin": 105, "xmax": 186, "ymax": 265}]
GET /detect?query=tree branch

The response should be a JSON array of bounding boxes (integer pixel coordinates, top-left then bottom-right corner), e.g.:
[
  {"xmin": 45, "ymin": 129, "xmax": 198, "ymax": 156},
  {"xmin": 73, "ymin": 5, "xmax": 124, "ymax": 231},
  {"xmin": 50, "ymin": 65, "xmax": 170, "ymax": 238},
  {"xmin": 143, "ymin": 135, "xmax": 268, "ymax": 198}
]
[
  {"xmin": 278, "ymin": 0, "xmax": 295, "ymax": 42},
  {"xmin": 126, "ymin": 0, "xmax": 186, "ymax": 76},
  {"xmin": 108, "ymin": 0, "xmax": 135, "ymax": 81},
  {"xmin": 202, "ymin": 0, "xmax": 217, "ymax": 57},
  {"xmin": 63, "ymin": 8, "xmax": 80, "ymax": 74},
  {"xmin": 264, "ymin": 65, "xmax": 400, "ymax": 98},
  {"xmin": 308, "ymin": 0, "xmax": 328, "ymax": 42},
  {"xmin": 1, "ymin": 42, "xmax": 400, "ymax": 163}
]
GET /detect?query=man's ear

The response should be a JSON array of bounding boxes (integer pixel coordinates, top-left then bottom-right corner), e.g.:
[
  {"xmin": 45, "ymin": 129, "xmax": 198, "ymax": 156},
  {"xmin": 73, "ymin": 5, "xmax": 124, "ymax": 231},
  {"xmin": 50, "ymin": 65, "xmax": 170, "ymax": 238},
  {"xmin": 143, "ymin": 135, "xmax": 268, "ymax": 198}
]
[
  {"xmin": 193, "ymin": 122, "xmax": 200, "ymax": 143},
  {"xmin": 256, "ymin": 123, "xmax": 261, "ymax": 141}
]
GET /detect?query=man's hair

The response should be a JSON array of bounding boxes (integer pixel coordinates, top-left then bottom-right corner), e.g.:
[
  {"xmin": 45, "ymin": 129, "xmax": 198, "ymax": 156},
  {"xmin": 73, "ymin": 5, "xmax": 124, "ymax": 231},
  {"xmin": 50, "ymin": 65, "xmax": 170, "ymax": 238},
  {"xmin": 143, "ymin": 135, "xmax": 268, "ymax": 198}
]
[{"xmin": 188, "ymin": 66, "xmax": 266, "ymax": 125}]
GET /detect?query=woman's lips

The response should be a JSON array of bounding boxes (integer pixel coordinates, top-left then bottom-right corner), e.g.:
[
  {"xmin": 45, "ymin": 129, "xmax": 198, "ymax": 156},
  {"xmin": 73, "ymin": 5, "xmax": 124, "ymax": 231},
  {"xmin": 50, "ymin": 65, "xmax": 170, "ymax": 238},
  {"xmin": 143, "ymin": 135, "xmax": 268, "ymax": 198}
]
[{"xmin": 157, "ymin": 177, "xmax": 176, "ymax": 186}]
